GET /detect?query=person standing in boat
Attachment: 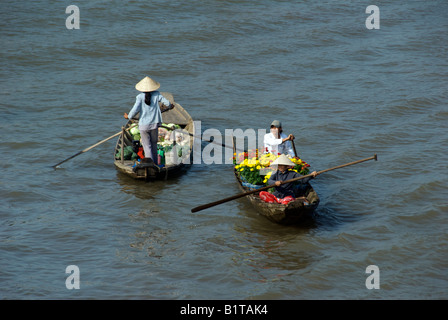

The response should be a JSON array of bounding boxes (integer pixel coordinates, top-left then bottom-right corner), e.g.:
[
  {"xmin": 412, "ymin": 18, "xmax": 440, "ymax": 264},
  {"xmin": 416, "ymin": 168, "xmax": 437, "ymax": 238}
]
[
  {"xmin": 124, "ymin": 76, "xmax": 174, "ymax": 163},
  {"xmin": 263, "ymin": 120, "xmax": 295, "ymax": 156},
  {"xmin": 259, "ymin": 154, "xmax": 317, "ymax": 204}
]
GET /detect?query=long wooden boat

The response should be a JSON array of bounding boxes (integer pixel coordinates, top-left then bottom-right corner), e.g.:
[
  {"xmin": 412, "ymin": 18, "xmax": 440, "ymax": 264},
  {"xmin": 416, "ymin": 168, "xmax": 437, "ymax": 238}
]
[
  {"xmin": 234, "ymin": 169, "xmax": 320, "ymax": 225},
  {"xmin": 114, "ymin": 92, "xmax": 195, "ymax": 181}
]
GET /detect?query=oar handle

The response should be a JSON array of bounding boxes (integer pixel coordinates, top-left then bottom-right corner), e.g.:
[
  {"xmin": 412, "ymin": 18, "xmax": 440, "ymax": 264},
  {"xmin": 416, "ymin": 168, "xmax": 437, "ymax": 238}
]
[{"xmin": 291, "ymin": 138, "xmax": 298, "ymax": 158}]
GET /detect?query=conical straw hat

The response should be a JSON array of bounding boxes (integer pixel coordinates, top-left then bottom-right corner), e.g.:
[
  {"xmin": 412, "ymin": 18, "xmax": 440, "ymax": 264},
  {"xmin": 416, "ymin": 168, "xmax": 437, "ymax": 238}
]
[
  {"xmin": 271, "ymin": 154, "xmax": 295, "ymax": 166},
  {"xmin": 135, "ymin": 76, "xmax": 160, "ymax": 92}
]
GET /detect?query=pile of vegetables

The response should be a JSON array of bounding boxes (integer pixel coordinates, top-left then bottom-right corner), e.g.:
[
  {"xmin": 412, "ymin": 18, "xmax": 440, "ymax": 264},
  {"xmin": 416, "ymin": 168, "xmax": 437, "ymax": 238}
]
[
  {"xmin": 115, "ymin": 123, "xmax": 189, "ymax": 161},
  {"xmin": 115, "ymin": 145, "xmax": 139, "ymax": 161},
  {"xmin": 158, "ymin": 124, "xmax": 189, "ymax": 158}
]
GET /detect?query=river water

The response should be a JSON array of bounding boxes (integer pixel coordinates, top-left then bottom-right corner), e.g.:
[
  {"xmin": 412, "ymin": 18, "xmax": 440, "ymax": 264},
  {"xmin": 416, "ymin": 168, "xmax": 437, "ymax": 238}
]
[{"xmin": 1, "ymin": 0, "xmax": 447, "ymax": 301}]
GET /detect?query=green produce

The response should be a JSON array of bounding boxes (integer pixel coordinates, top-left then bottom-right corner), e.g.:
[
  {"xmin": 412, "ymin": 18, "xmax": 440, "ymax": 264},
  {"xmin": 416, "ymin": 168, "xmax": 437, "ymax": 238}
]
[
  {"xmin": 115, "ymin": 146, "xmax": 137, "ymax": 160},
  {"xmin": 130, "ymin": 127, "xmax": 140, "ymax": 136}
]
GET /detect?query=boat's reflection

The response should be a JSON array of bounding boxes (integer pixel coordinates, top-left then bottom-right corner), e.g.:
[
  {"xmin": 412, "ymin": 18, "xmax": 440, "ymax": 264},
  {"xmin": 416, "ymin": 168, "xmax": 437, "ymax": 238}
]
[{"xmin": 115, "ymin": 167, "xmax": 189, "ymax": 200}]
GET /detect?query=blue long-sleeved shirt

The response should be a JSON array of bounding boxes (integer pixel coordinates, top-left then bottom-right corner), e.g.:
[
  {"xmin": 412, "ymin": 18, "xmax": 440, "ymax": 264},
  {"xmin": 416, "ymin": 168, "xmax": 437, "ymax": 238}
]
[{"xmin": 128, "ymin": 91, "xmax": 171, "ymax": 128}]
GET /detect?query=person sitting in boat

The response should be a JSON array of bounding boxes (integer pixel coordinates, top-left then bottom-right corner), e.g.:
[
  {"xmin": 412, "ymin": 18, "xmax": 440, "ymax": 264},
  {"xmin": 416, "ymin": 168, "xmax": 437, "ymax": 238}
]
[
  {"xmin": 259, "ymin": 154, "xmax": 317, "ymax": 205},
  {"xmin": 124, "ymin": 76, "xmax": 174, "ymax": 164},
  {"xmin": 263, "ymin": 120, "xmax": 295, "ymax": 157}
]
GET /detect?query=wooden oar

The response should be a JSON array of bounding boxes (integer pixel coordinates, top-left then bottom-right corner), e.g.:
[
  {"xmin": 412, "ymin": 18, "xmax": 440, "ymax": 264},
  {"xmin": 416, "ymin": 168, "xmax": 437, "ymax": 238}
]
[
  {"xmin": 291, "ymin": 138, "xmax": 298, "ymax": 158},
  {"xmin": 191, "ymin": 154, "xmax": 378, "ymax": 213},
  {"xmin": 52, "ymin": 124, "xmax": 137, "ymax": 168},
  {"xmin": 160, "ymin": 124, "xmax": 245, "ymax": 152}
]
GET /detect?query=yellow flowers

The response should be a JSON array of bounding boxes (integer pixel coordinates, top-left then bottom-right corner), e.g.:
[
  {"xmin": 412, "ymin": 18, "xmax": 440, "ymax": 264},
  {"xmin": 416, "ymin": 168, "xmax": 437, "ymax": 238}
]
[
  {"xmin": 262, "ymin": 171, "xmax": 273, "ymax": 184},
  {"xmin": 235, "ymin": 150, "xmax": 268, "ymax": 185},
  {"xmin": 258, "ymin": 153, "xmax": 278, "ymax": 167},
  {"xmin": 235, "ymin": 149, "xmax": 311, "ymax": 186}
]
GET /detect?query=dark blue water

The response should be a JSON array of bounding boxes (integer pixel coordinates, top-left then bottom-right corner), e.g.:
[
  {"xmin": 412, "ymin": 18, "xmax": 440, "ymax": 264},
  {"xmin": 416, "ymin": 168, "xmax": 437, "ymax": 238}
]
[{"xmin": 1, "ymin": 0, "xmax": 447, "ymax": 300}]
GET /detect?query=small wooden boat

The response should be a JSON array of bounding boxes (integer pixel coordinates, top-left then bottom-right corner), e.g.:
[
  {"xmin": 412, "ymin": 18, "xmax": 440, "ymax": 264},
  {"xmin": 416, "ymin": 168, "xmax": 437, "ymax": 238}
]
[
  {"xmin": 114, "ymin": 92, "xmax": 195, "ymax": 181},
  {"xmin": 234, "ymin": 169, "xmax": 320, "ymax": 225}
]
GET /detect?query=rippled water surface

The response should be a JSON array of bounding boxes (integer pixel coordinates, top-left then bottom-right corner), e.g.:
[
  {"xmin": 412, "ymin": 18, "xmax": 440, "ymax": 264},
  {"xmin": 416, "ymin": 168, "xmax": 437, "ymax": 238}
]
[{"xmin": 1, "ymin": 0, "xmax": 447, "ymax": 300}]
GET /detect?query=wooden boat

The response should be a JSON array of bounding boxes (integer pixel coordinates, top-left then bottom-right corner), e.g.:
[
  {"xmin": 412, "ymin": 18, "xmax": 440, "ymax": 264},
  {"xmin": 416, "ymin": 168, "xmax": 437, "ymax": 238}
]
[
  {"xmin": 114, "ymin": 92, "xmax": 195, "ymax": 181},
  {"xmin": 234, "ymin": 169, "xmax": 320, "ymax": 225}
]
